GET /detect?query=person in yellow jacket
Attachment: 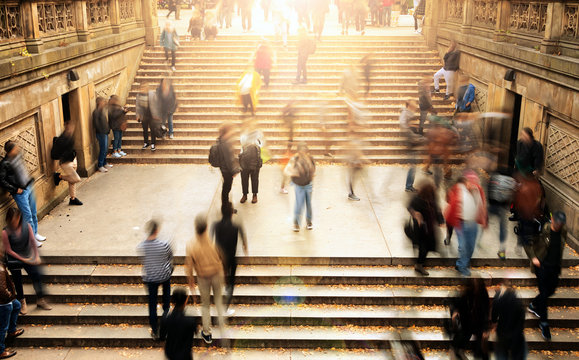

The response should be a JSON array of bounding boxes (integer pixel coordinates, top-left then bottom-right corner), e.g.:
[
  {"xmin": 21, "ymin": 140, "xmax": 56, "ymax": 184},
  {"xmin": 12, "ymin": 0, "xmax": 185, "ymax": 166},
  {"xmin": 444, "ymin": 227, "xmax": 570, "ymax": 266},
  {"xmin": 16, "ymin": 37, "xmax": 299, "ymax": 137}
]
[{"xmin": 236, "ymin": 68, "xmax": 262, "ymax": 117}]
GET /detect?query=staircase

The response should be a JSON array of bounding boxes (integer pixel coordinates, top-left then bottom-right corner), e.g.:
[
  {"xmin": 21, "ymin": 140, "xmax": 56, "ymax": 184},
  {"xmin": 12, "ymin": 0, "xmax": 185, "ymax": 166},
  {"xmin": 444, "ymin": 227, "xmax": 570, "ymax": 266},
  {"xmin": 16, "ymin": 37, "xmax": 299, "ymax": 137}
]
[
  {"xmin": 15, "ymin": 255, "xmax": 579, "ymax": 357},
  {"xmin": 112, "ymin": 35, "xmax": 458, "ymax": 165}
]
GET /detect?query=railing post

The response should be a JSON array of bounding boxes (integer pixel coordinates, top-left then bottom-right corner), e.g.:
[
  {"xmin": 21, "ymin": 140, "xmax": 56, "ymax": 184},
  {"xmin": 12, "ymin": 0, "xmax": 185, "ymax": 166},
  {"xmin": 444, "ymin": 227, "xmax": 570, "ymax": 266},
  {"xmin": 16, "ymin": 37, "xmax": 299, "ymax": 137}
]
[
  {"xmin": 540, "ymin": 2, "xmax": 564, "ymax": 54},
  {"xmin": 21, "ymin": 1, "xmax": 45, "ymax": 54},
  {"xmin": 75, "ymin": 0, "xmax": 91, "ymax": 41}
]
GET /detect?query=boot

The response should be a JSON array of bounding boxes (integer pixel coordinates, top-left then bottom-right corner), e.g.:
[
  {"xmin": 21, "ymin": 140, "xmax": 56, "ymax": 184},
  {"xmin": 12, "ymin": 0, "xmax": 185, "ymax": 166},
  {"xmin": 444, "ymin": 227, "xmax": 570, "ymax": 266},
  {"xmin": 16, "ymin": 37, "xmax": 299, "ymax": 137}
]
[
  {"xmin": 19, "ymin": 299, "xmax": 27, "ymax": 315},
  {"xmin": 414, "ymin": 264, "xmax": 429, "ymax": 276},
  {"xmin": 251, "ymin": 194, "xmax": 258, "ymax": 203},
  {"xmin": 36, "ymin": 298, "xmax": 52, "ymax": 310},
  {"xmin": 240, "ymin": 194, "xmax": 247, "ymax": 203}
]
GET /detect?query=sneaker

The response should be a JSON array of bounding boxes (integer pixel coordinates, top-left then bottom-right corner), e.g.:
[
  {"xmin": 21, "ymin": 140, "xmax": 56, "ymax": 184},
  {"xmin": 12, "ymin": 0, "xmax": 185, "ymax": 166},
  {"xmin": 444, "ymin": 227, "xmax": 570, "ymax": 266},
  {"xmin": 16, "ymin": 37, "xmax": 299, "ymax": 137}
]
[
  {"xmin": 35, "ymin": 240, "xmax": 43, "ymax": 248},
  {"xmin": 280, "ymin": 188, "xmax": 289, "ymax": 194},
  {"xmin": 348, "ymin": 193, "xmax": 360, "ymax": 201},
  {"xmin": 105, "ymin": 164, "xmax": 113, "ymax": 168},
  {"xmin": 201, "ymin": 331, "xmax": 212, "ymax": 344},
  {"xmin": 69, "ymin": 198, "xmax": 83, "ymax": 206},
  {"xmin": 119, "ymin": 150, "xmax": 127, "ymax": 156},
  {"xmin": 293, "ymin": 222, "xmax": 300, "ymax": 232},
  {"xmin": 306, "ymin": 222, "xmax": 313, "ymax": 230},
  {"xmin": 151, "ymin": 145, "xmax": 156, "ymax": 151},
  {"xmin": 171, "ymin": 66, "xmax": 176, "ymax": 72},
  {"xmin": 432, "ymin": 88, "xmax": 440, "ymax": 93},
  {"xmin": 497, "ymin": 251, "xmax": 506, "ymax": 260},
  {"xmin": 539, "ymin": 322, "xmax": 551, "ymax": 340},
  {"xmin": 225, "ymin": 308, "xmax": 235, "ymax": 316},
  {"xmin": 53, "ymin": 172, "xmax": 61, "ymax": 186},
  {"xmin": 35, "ymin": 233, "xmax": 46, "ymax": 241},
  {"xmin": 405, "ymin": 187, "xmax": 417, "ymax": 193},
  {"xmin": 414, "ymin": 264, "xmax": 429, "ymax": 276},
  {"xmin": 36, "ymin": 298, "xmax": 52, "ymax": 310},
  {"xmin": 142, "ymin": 143, "xmax": 149, "ymax": 150},
  {"xmin": 528, "ymin": 303, "xmax": 540, "ymax": 318},
  {"xmin": 98, "ymin": 166, "xmax": 108, "ymax": 173},
  {"xmin": 113, "ymin": 152, "xmax": 122, "ymax": 158},
  {"xmin": 169, "ymin": 134, "xmax": 174, "ymax": 139}
]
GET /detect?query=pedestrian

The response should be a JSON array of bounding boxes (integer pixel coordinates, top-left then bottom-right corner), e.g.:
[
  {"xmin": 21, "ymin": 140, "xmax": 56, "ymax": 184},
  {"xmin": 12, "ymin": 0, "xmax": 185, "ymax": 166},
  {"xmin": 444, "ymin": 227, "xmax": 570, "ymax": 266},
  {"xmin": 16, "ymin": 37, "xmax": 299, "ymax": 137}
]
[
  {"xmin": 346, "ymin": 140, "xmax": 368, "ymax": 201},
  {"xmin": 160, "ymin": 287, "xmax": 199, "ymax": 360},
  {"xmin": 455, "ymin": 76, "xmax": 476, "ymax": 113},
  {"xmin": 239, "ymin": 0, "xmax": 253, "ymax": 32},
  {"xmin": 488, "ymin": 169, "xmax": 516, "ymax": 260},
  {"xmin": 311, "ymin": 0, "xmax": 330, "ymax": 40},
  {"xmin": 261, "ymin": 0, "xmax": 272, "ymax": 21},
  {"xmin": 156, "ymin": 78, "xmax": 178, "ymax": 139},
  {"xmin": 2, "ymin": 207, "xmax": 51, "ymax": 314},
  {"xmin": 525, "ymin": 211, "xmax": 567, "ymax": 340},
  {"xmin": 160, "ymin": 21, "xmax": 179, "ymax": 72},
  {"xmin": 491, "ymin": 282, "xmax": 527, "ymax": 360},
  {"xmin": 433, "ymin": 41, "xmax": 460, "ymax": 100},
  {"xmin": 399, "ymin": 100, "xmax": 421, "ymax": 192},
  {"xmin": 239, "ymin": 123, "xmax": 263, "ymax": 204},
  {"xmin": 237, "ymin": 68, "xmax": 262, "ymax": 117},
  {"xmin": 254, "ymin": 40, "xmax": 274, "ymax": 88},
  {"xmin": 212, "ymin": 202, "xmax": 248, "ymax": 314},
  {"xmin": 449, "ymin": 277, "xmax": 490, "ymax": 360},
  {"xmin": 204, "ymin": 7, "xmax": 219, "ymax": 40},
  {"xmin": 0, "ymin": 141, "xmax": 46, "ymax": 243},
  {"xmin": 51, "ymin": 121, "xmax": 83, "ymax": 205},
  {"xmin": 136, "ymin": 84, "xmax": 162, "ymax": 152},
  {"xmin": 295, "ymin": 0, "xmax": 310, "ymax": 30},
  {"xmin": 0, "ymin": 259, "xmax": 24, "ymax": 359},
  {"xmin": 294, "ymin": 26, "xmax": 314, "ymax": 84},
  {"xmin": 353, "ymin": 0, "xmax": 368, "ymax": 35},
  {"xmin": 108, "ymin": 95, "xmax": 129, "ymax": 158},
  {"xmin": 340, "ymin": 65, "xmax": 359, "ymax": 100},
  {"xmin": 273, "ymin": 0, "xmax": 289, "ymax": 47},
  {"xmin": 382, "ymin": 0, "xmax": 393, "ymax": 26},
  {"xmin": 284, "ymin": 143, "xmax": 316, "ymax": 232},
  {"xmin": 418, "ymin": 78, "xmax": 437, "ymax": 134},
  {"xmin": 136, "ymin": 219, "xmax": 173, "ymax": 339},
  {"xmin": 185, "ymin": 213, "xmax": 226, "ymax": 344},
  {"xmin": 167, "ymin": 0, "xmax": 177, "ymax": 18},
  {"xmin": 444, "ymin": 171, "xmax": 487, "ymax": 276},
  {"xmin": 218, "ymin": 0, "xmax": 233, "ymax": 29},
  {"xmin": 92, "ymin": 96, "xmax": 111, "ymax": 173},
  {"xmin": 407, "ymin": 181, "xmax": 444, "ymax": 275},
  {"xmin": 360, "ymin": 54, "xmax": 374, "ymax": 96},
  {"xmin": 414, "ymin": 0, "xmax": 425, "ymax": 33},
  {"xmin": 216, "ymin": 124, "xmax": 241, "ymax": 207},
  {"xmin": 514, "ymin": 127, "xmax": 544, "ymax": 179},
  {"xmin": 188, "ymin": 9, "xmax": 203, "ymax": 39}
]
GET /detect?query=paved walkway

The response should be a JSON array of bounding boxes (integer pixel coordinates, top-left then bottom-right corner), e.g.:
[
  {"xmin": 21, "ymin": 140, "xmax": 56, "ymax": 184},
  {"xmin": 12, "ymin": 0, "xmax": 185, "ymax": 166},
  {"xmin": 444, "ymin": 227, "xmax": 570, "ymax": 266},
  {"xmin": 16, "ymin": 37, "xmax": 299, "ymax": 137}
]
[{"xmin": 37, "ymin": 164, "xmax": 576, "ymax": 262}]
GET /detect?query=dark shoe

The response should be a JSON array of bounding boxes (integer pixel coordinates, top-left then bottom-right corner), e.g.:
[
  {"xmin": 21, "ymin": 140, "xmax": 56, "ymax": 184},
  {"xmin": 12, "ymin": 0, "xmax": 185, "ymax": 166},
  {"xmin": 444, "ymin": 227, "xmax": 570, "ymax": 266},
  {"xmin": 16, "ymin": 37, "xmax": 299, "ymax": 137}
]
[
  {"xmin": 0, "ymin": 350, "xmax": 16, "ymax": 359},
  {"xmin": 150, "ymin": 328, "xmax": 160, "ymax": 340},
  {"xmin": 201, "ymin": 331, "xmax": 213, "ymax": 344},
  {"xmin": 53, "ymin": 172, "xmax": 61, "ymax": 186},
  {"xmin": 7, "ymin": 329, "xmax": 24, "ymax": 338},
  {"xmin": 240, "ymin": 195, "xmax": 247, "ymax": 203},
  {"xmin": 69, "ymin": 198, "xmax": 83, "ymax": 206},
  {"xmin": 348, "ymin": 193, "xmax": 360, "ymax": 201},
  {"xmin": 251, "ymin": 194, "xmax": 258, "ymax": 203},
  {"xmin": 36, "ymin": 298, "xmax": 52, "ymax": 310},
  {"xmin": 432, "ymin": 88, "xmax": 439, "ymax": 93},
  {"xmin": 539, "ymin": 322, "xmax": 551, "ymax": 340},
  {"xmin": 444, "ymin": 237, "xmax": 451, "ymax": 246},
  {"xmin": 444, "ymin": 94, "xmax": 451, "ymax": 100},
  {"xmin": 509, "ymin": 214, "xmax": 519, "ymax": 222},
  {"xmin": 142, "ymin": 143, "xmax": 149, "ymax": 150},
  {"xmin": 405, "ymin": 187, "xmax": 417, "ymax": 193},
  {"xmin": 414, "ymin": 264, "xmax": 429, "ymax": 276},
  {"xmin": 423, "ymin": 169, "xmax": 433, "ymax": 175},
  {"xmin": 528, "ymin": 303, "xmax": 540, "ymax": 318}
]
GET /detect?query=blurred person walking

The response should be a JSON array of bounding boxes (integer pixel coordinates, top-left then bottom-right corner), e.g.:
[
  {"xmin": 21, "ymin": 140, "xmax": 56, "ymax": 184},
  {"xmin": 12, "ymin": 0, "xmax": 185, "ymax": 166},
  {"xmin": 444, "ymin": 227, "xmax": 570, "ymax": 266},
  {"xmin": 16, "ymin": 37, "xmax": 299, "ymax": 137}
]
[
  {"xmin": 108, "ymin": 95, "xmax": 129, "ymax": 158},
  {"xmin": 514, "ymin": 127, "xmax": 544, "ymax": 179},
  {"xmin": 188, "ymin": 9, "xmax": 203, "ymax": 39},
  {"xmin": 360, "ymin": 54, "xmax": 375, "ymax": 96},
  {"xmin": 399, "ymin": 101, "xmax": 422, "ymax": 192},
  {"xmin": 0, "ymin": 258, "xmax": 23, "ymax": 359},
  {"xmin": 92, "ymin": 96, "xmax": 111, "ymax": 173},
  {"xmin": 237, "ymin": 68, "xmax": 262, "ymax": 117},
  {"xmin": 160, "ymin": 21, "xmax": 179, "ymax": 71},
  {"xmin": 2, "ymin": 207, "xmax": 51, "ymax": 314},
  {"xmin": 239, "ymin": 0, "xmax": 254, "ymax": 32},
  {"xmin": 204, "ymin": 7, "xmax": 219, "ymax": 40},
  {"xmin": 295, "ymin": 0, "xmax": 310, "ymax": 30},
  {"xmin": 261, "ymin": 0, "xmax": 272, "ymax": 21},
  {"xmin": 239, "ymin": 123, "xmax": 263, "ymax": 204},
  {"xmin": 212, "ymin": 202, "xmax": 248, "ymax": 314},
  {"xmin": 284, "ymin": 143, "xmax": 316, "ymax": 232},
  {"xmin": 213, "ymin": 124, "xmax": 241, "ymax": 207},
  {"xmin": 160, "ymin": 288, "xmax": 199, "ymax": 360},
  {"xmin": 491, "ymin": 282, "xmax": 527, "ymax": 360},
  {"xmin": 137, "ymin": 219, "xmax": 173, "ymax": 339},
  {"xmin": 346, "ymin": 140, "xmax": 368, "ymax": 201},
  {"xmin": 418, "ymin": 78, "xmax": 437, "ymax": 134},
  {"xmin": 312, "ymin": 0, "xmax": 330, "ymax": 41},
  {"xmin": 166, "ymin": 0, "xmax": 177, "ymax": 18},
  {"xmin": 445, "ymin": 172, "xmax": 487, "ymax": 276},
  {"xmin": 295, "ymin": 26, "xmax": 315, "ymax": 84},
  {"xmin": 413, "ymin": 0, "xmax": 425, "ymax": 33},
  {"xmin": 254, "ymin": 40, "xmax": 274, "ymax": 88},
  {"xmin": 136, "ymin": 84, "xmax": 163, "ymax": 152},
  {"xmin": 218, "ymin": 0, "xmax": 233, "ymax": 29},
  {"xmin": 51, "ymin": 121, "xmax": 83, "ymax": 205},
  {"xmin": 433, "ymin": 41, "xmax": 460, "ymax": 100},
  {"xmin": 353, "ymin": 0, "xmax": 368, "ymax": 35},
  {"xmin": 524, "ymin": 211, "xmax": 567, "ymax": 341},
  {"xmin": 156, "ymin": 78, "xmax": 178, "ymax": 139},
  {"xmin": 407, "ymin": 182, "xmax": 444, "ymax": 275},
  {"xmin": 340, "ymin": 65, "xmax": 359, "ymax": 100},
  {"xmin": 0, "ymin": 141, "xmax": 46, "ymax": 243},
  {"xmin": 455, "ymin": 76, "xmax": 476, "ymax": 113},
  {"xmin": 186, "ymin": 214, "xmax": 226, "ymax": 344},
  {"xmin": 488, "ymin": 170, "xmax": 516, "ymax": 260},
  {"xmin": 382, "ymin": 0, "xmax": 393, "ymax": 26}
]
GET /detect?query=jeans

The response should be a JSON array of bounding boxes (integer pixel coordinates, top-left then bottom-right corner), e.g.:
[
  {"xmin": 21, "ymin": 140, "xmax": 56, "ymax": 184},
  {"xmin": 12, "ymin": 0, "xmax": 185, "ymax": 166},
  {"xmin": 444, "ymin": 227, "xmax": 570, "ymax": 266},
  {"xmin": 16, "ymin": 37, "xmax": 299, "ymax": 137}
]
[
  {"xmin": 455, "ymin": 220, "xmax": 479, "ymax": 274},
  {"xmin": 221, "ymin": 171, "xmax": 234, "ymax": 206},
  {"xmin": 293, "ymin": 182, "xmax": 313, "ymax": 225},
  {"xmin": 166, "ymin": 113, "xmax": 174, "ymax": 136},
  {"xmin": 112, "ymin": 130, "xmax": 123, "ymax": 151},
  {"xmin": 405, "ymin": 167, "xmax": 416, "ymax": 190},
  {"xmin": 12, "ymin": 184, "xmax": 38, "ymax": 235},
  {"xmin": 198, "ymin": 274, "xmax": 226, "ymax": 334},
  {"xmin": 0, "ymin": 299, "xmax": 21, "ymax": 353},
  {"xmin": 488, "ymin": 204, "xmax": 507, "ymax": 251},
  {"xmin": 145, "ymin": 279, "xmax": 171, "ymax": 334},
  {"xmin": 418, "ymin": 110, "xmax": 428, "ymax": 134},
  {"xmin": 241, "ymin": 168, "xmax": 260, "ymax": 195},
  {"xmin": 96, "ymin": 133, "xmax": 108, "ymax": 168},
  {"xmin": 433, "ymin": 68, "xmax": 456, "ymax": 95},
  {"xmin": 164, "ymin": 48, "xmax": 176, "ymax": 67},
  {"xmin": 241, "ymin": 6, "xmax": 252, "ymax": 30},
  {"xmin": 495, "ymin": 334, "xmax": 528, "ymax": 360},
  {"xmin": 8, "ymin": 263, "xmax": 45, "ymax": 300},
  {"xmin": 532, "ymin": 265, "xmax": 559, "ymax": 322}
]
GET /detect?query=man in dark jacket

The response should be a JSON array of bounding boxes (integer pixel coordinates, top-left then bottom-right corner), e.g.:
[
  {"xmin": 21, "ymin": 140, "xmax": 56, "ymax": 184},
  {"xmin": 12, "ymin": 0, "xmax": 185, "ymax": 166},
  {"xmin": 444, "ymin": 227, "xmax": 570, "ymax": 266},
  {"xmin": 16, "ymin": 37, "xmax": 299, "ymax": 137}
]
[
  {"xmin": 0, "ymin": 262, "xmax": 24, "ymax": 359},
  {"xmin": 92, "ymin": 97, "xmax": 111, "ymax": 172},
  {"xmin": 0, "ymin": 140, "xmax": 46, "ymax": 243},
  {"xmin": 515, "ymin": 127, "xmax": 544, "ymax": 178},
  {"xmin": 491, "ymin": 282, "xmax": 527, "ymax": 360},
  {"xmin": 53, "ymin": 121, "xmax": 82, "ymax": 205},
  {"xmin": 217, "ymin": 124, "xmax": 240, "ymax": 207},
  {"xmin": 160, "ymin": 287, "xmax": 198, "ymax": 360},
  {"xmin": 525, "ymin": 211, "xmax": 566, "ymax": 340},
  {"xmin": 433, "ymin": 41, "xmax": 460, "ymax": 100},
  {"xmin": 418, "ymin": 78, "xmax": 436, "ymax": 134}
]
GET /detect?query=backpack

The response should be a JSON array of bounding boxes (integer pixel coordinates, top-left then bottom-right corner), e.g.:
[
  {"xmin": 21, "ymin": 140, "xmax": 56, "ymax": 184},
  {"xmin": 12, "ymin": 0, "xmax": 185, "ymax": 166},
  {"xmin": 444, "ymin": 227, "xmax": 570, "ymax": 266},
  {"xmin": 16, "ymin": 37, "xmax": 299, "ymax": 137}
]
[
  {"xmin": 489, "ymin": 174, "xmax": 516, "ymax": 204},
  {"xmin": 50, "ymin": 136, "xmax": 63, "ymax": 160},
  {"xmin": 209, "ymin": 142, "xmax": 222, "ymax": 168},
  {"xmin": 239, "ymin": 144, "xmax": 262, "ymax": 171}
]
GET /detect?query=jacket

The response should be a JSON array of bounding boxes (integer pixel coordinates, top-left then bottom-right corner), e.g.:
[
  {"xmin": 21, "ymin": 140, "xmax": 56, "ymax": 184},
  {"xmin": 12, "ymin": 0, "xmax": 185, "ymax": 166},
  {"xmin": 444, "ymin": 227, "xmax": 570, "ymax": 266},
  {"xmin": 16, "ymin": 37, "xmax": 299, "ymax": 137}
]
[
  {"xmin": 443, "ymin": 50, "xmax": 460, "ymax": 71},
  {"xmin": 444, "ymin": 182, "xmax": 487, "ymax": 228},
  {"xmin": 217, "ymin": 138, "xmax": 241, "ymax": 175},
  {"xmin": 0, "ymin": 156, "xmax": 32, "ymax": 195},
  {"xmin": 92, "ymin": 107, "xmax": 110, "ymax": 135},
  {"xmin": 108, "ymin": 104, "xmax": 128, "ymax": 131},
  {"xmin": 0, "ymin": 265, "xmax": 16, "ymax": 304},
  {"xmin": 515, "ymin": 140, "xmax": 544, "ymax": 175},
  {"xmin": 53, "ymin": 132, "xmax": 76, "ymax": 163},
  {"xmin": 185, "ymin": 234, "xmax": 223, "ymax": 278},
  {"xmin": 456, "ymin": 84, "xmax": 475, "ymax": 112},
  {"xmin": 160, "ymin": 309, "xmax": 197, "ymax": 360},
  {"xmin": 419, "ymin": 87, "xmax": 434, "ymax": 112},
  {"xmin": 236, "ymin": 71, "xmax": 262, "ymax": 109},
  {"xmin": 254, "ymin": 44, "xmax": 274, "ymax": 70},
  {"xmin": 156, "ymin": 85, "xmax": 178, "ymax": 116},
  {"xmin": 160, "ymin": 29, "xmax": 179, "ymax": 51},
  {"xmin": 524, "ymin": 224, "xmax": 566, "ymax": 266}
]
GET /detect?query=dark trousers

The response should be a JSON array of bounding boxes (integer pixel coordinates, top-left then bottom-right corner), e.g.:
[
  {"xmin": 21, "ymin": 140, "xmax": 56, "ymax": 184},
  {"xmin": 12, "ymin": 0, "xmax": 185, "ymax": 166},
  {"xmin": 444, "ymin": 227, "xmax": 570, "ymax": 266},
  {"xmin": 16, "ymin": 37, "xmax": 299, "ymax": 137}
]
[
  {"xmin": 9, "ymin": 263, "xmax": 45, "ymax": 300},
  {"xmin": 223, "ymin": 258, "xmax": 237, "ymax": 309},
  {"xmin": 164, "ymin": 48, "xmax": 176, "ymax": 67},
  {"xmin": 241, "ymin": 168, "xmax": 260, "ymax": 195},
  {"xmin": 383, "ymin": 6, "xmax": 392, "ymax": 26},
  {"xmin": 296, "ymin": 54, "xmax": 308, "ymax": 82},
  {"xmin": 453, "ymin": 330, "xmax": 488, "ymax": 360},
  {"xmin": 221, "ymin": 171, "xmax": 234, "ymax": 205},
  {"xmin": 532, "ymin": 265, "xmax": 559, "ymax": 322},
  {"xmin": 257, "ymin": 68, "xmax": 270, "ymax": 86},
  {"xmin": 145, "ymin": 279, "xmax": 171, "ymax": 333},
  {"xmin": 241, "ymin": 94, "xmax": 254, "ymax": 115},
  {"xmin": 495, "ymin": 334, "xmax": 527, "ymax": 360},
  {"xmin": 142, "ymin": 119, "xmax": 157, "ymax": 146}
]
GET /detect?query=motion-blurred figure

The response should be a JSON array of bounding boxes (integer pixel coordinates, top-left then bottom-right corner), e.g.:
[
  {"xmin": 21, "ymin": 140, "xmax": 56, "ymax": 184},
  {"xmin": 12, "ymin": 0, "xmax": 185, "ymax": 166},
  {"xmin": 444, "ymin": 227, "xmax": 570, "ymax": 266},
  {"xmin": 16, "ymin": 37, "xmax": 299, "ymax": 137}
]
[
  {"xmin": 160, "ymin": 21, "xmax": 179, "ymax": 71},
  {"xmin": 254, "ymin": 39, "xmax": 275, "ymax": 88},
  {"xmin": 204, "ymin": 7, "xmax": 219, "ymax": 40},
  {"xmin": 188, "ymin": 9, "xmax": 203, "ymax": 39},
  {"xmin": 156, "ymin": 78, "xmax": 178, "ymax": 139},
  {"xmin": 353, "ymin": 0, "xmax": 368, "ymax": 35},
  {"xmin": 423, "ymin": 116, "xmax": 457, "ymax": 179},
  {"xmin": 311, "ymin": 0, "xmax": 330, "ymax": 40},
  {"xmin": 295, "ymin": 26, "xmax": 315, "ymax": 84},
  {"xmin": 236, "ymin": 68, "xmax": 261, "ymax": 117},
  {"xmin": 218, "ymin": 0, "xmax": 233, "ymax": 28},
  {"xmin": 341, "ymin": 0, "xmax": 354, "ymax": 35},
  {"xmin": 215, "ymin": 124, "xmax": 241, "ymax": 206},
  {"xmin": 514, "ymin": 127, "xmax": 544, "ymax": 179},
  {"xmin": 108, "ymin": 95, "xmax": 129, "ymax": 158},
  {"xmin": 160, "ymin": 288, "xmax": 199, "ymax": 360},
  {"xmin": 525, "ymin": 211, "xmax": 567, "ymax": 341},
  {"xmin": 491, "ymin": 282, "xmax": 527, "ymax": 360},
  {"xmin": 136, "ymin": 84, "xmax": 162, "ymax": 152},
  {"xmin": 52, "ymin": 121, "xmax": 83, "ymax": 205},
  {"xmin": 92, "ymin": 97, "xmax": 111, "ymax": 171},
  {"xmin": 360, "ymin": 54, "xmax": 375, "ymax": 96},
  {"xmin": 487, "ymin": 169, "xmax": 516, "ymax": 260},
  {"xmin": 418, "ymin": 78, "xmax": 437, "ymax": 134},
  {"xmin": 239, "ymin": 122, "xmax": 264, "ymax": 204},
  {"xmin": 239, "ymin": 0, "xmax": 253, "ymax": 32},
  {"xmin": 284, "ymin": 143, "xmax": 316, "ymax": 232},
  {"xmin": 346, "ymin": 140, "xmax": 369, "ymax": 201},
  {"xmin": 455, "ymin": 75, "xmax": 475, "ymax": 113},
  {"xmin": 399, "ymin": 100, "xmax": 422, "ymax": 192}
]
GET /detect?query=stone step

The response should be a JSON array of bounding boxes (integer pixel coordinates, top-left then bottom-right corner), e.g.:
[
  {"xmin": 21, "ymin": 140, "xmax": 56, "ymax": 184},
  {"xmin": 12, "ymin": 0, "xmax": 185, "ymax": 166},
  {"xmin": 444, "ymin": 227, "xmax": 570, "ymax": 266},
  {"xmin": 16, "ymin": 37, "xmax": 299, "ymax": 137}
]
[
  {"xmin": 13, "ymin": 324, "xmax": 579, "ymax": 350},
  {"xmin": 23, "ymin": 283, "xmax": 579, "ymax": 306},
  {"xmin": 18, "ymin": 303, "xmax": 579, "ymax": 328},
  {"xmin": 124, "ymin": 96, "xmax": 452, "ymax": 105},
  {"xmin": 138, "ymin": 62, "xmax": 442, "ymax": 69},
  {"xmin": 129, "ymin": 83, "xmax": 447, "ymax": 91}
]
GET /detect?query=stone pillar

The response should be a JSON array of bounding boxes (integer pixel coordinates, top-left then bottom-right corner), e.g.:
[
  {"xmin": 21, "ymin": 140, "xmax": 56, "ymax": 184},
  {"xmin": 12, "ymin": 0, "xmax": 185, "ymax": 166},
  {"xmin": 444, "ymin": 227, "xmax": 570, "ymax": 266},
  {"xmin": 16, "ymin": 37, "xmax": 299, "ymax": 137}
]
[
  {"xmin": 493, "ymin": 0, "xmax": 510, "ymax": 42},
  {"xmin": 540, "ymin": 2, "xmax": 564, "ymax": 54},
  {"xmin": 461, "ymin": 0, "xmax": 475, "ymax": 33},
  {"xmin": 141, "ymin": 0, "xmax": 159, "ymax": 46},
  {"xmin": 110, "ymin": 0, "xmax": 121, "ymax": 34},
  {"xmin": 134, "ymin": 0, "xmax": 144, "ymax": 26},
  {"xmin": 21, "ymin": 1, "xmax": 44, "ymax": 54},
  {"xmin": 75, "ymin": 1, "xmax": 91, "ymax": 42},
  {"xmin": 424, "ymin": 0, "xmax": 441, "ymax": 47},
  {"xmin": 69, "ymin": 84, "xmax": 96, "ymax": 177}
]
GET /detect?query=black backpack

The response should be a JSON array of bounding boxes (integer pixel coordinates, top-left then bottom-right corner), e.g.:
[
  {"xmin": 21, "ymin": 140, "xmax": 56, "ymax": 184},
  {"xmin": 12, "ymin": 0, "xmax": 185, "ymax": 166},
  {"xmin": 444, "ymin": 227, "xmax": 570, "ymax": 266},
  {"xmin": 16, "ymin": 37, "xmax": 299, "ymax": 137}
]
[
  {"xmin": 209, "ymin": 142, "xmax": 222, "ymax": 168},
  {"xmin": 50, "ymin": 136, "xmax": 63, "ymax": 160},
  {"xmin": 239, "ymin": 144, "xmax": 262, "ymax": 171}
]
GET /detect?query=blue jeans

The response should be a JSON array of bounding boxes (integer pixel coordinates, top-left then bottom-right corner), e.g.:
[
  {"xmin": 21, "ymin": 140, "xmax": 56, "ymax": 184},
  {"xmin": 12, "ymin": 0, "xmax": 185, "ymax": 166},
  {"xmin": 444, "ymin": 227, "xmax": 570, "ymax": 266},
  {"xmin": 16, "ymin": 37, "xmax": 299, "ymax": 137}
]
[
  {"xmin": 405, "ymin": 167, "xmax": 416, "ymax": 190},
  {"xmin": 145, "ymin": 279, "xmax": 171, "ymax": 334},
  {"xmin": 112, "ymin": 130, "xmax": 123, "ymax": 151},
  {"xmin": 455, "ymin": 220, "xmax": 479, "ymax": 274},
  {"xmin": 293, "ymin": 182, "xmax": 313, "ymax": 225},
  {"xmin": 0, "ymin": 299, "xmax": 21, "ymax": 353},
  {"xmin": 488, "ymin": 204, "xmax": 507, "ymax": 250},
  {"xmin": 167, "ymin": 113, "xmax": 174, "ymax": 135},
  {"xmin": 13, "ymin": 184, "xmax": 38, "ymax": 234},
  {"xmin": 96, "ymin": 133, "xmax": 108, "ymax": 167}
]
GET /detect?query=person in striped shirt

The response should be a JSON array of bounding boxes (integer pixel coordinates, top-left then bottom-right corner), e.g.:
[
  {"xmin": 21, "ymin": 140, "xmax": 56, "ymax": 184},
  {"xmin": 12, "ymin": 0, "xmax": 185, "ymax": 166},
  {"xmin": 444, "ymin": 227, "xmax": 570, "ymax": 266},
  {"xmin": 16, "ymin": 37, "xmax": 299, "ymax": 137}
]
[{"xmin": 137, "ymin": 219, "xmax": 174, "ymax": 339}]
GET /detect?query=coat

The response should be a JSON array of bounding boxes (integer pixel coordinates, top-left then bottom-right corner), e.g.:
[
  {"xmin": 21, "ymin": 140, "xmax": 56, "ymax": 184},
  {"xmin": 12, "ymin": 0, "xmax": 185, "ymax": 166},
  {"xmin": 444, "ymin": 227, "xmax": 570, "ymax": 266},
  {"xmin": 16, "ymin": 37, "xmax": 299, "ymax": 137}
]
[
  {"xmin": 444, "ymin": 182, "xmax": 487, "ymax": 229},
  {"xmin": 236, "ymin": 70, "xmax": 262, "ymax": 109}
]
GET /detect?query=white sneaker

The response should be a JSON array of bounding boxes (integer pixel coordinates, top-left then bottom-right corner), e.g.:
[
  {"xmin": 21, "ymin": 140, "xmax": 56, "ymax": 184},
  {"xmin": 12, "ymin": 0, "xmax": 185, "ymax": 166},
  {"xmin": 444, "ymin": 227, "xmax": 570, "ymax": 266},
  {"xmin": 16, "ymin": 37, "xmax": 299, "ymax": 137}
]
[
  {"xmin": 98, "ymin": 167, "xmax": 108, "ymax": 173},
  {"xmin": 169, "ymin": 134, "xmax": 174, "ymax": 139},
  {"xmin": 36, "ymin": 240, "xmax": 43, "ymax": 248},
  {"xmin": 105, "ymin": 164, "xmax": 113, "ymax": 168},
  {"xmin": 280, "ymin": 188, "xmax": 288, "ymax": 194},
  {"xmin": 171, "ymin": 66, "xmax": 176, "ymax": 71},
  {"xmin": 225, "ymin": 309, "xmax": 235, "ymax": 316},
  {"xmin": 35, "ymin": 233, "xmax": 46, "ymax": 241},
  {"xmin": 113, "ymin": 152, "xmax": 122, "ymax": 158},
  {"xmin": 119, "ymin": 151, "xmax": 127, "ymax": 156}
]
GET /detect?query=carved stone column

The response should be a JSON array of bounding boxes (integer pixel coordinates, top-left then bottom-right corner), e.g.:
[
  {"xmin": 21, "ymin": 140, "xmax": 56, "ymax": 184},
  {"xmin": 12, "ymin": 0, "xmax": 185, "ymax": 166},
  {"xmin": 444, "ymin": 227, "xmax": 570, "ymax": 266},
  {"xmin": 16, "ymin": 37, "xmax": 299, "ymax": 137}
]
[
  {"xmin": 134, "ymin": 0, "xmax": 144, "ymax": 26},
  {"xmin": 110, "ymin": 0, "xmax": 121, "ymax": 34},
  {"xmin": 424, "ymin": 0, "xmax": 441, "ymax": 47},
  {"xmin": 75, "ymin": 1, "xmax": 91, "ymax": 41},
  {"xmin": 493, "ymin": 0, "xmax": 510, "ymax": 41},
  {"xmin": 540, "ymin": 2, "xmax": 564, "ymax": 54},
  {"xmin": 461, "ymin": 0, "xmax": 475, "ymax": 33},
  {"xmin": 69, "ymin": 84, "xmax": 96, "ymax": 177},
  {"xmin": 21, "ymin": 1, "xmax": 45, "ymax": 53},
  {"xmin": 141, "ymin": 0, "xmax": 159, "ymax": 45}
]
